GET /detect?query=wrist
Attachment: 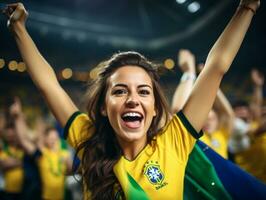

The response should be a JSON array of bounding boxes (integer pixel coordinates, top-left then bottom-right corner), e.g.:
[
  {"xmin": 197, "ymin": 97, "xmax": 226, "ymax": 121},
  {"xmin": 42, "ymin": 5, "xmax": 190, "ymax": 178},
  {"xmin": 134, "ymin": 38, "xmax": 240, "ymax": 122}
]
[
  {"xmin": 187, "ymin": 67, "xmax": 195, "ymax": 74},
  {"xmin": 9, "ymin": 21, "xmax": 26, "ymax": 35},
  {"xmin": 238, "ymin": 5, "xmax": 256, "ymax": 14},
  {"xmin": 180, "ymin": 72, "xmax": 196, "ymax": 83},
  {"xmin": 238, "ymin": 2, "xmax": 260, "ymax": 14}
]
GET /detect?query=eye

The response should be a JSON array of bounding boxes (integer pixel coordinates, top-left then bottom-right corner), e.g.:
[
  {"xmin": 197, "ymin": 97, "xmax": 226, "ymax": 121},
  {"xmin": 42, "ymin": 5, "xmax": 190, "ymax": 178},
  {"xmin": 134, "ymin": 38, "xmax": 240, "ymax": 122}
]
[
  {"xmin": 112, "ymin": 89, "xmax": 127, "ymax": 96},
  {"xmin": 139, "ymin": 89, "xmax": 150, "ymax": 96}
]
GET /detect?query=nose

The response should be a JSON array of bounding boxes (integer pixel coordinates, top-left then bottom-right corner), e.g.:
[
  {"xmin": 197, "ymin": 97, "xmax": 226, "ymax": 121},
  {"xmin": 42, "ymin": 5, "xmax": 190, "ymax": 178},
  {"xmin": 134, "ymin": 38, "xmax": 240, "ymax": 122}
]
[{"xmin": 126, "ymin": 93, "xmax": 139, "ymax": 108}]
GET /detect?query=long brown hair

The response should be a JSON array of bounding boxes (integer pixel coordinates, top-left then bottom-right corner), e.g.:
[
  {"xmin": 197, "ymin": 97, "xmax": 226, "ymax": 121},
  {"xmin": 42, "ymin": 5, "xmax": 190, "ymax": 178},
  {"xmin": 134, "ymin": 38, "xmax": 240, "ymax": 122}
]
[{"xmin": 76, "ymin": 51, "xmax": 170, "ymax": 199}]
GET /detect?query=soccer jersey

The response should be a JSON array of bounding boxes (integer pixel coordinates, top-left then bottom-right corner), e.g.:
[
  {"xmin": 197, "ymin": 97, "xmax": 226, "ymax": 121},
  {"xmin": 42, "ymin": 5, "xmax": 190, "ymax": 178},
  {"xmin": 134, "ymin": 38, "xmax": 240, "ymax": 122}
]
[
  {"xmin": 0, "ymin": 146, "xmax": 24, "ymax": 193},
  {"xmin": 64, "ymin": 111, "xmax": 202, "ymax": 199},
  {"xmin": 37, "ymin": 147, "xmax": 70, "ymax": 200},
  {"xmin": 235, "ymin": 133, "xmax": 266, "ymax": 183},
  {"xmin": 200, "ymin": 128, "xmax": 229, "ymax": 159}
]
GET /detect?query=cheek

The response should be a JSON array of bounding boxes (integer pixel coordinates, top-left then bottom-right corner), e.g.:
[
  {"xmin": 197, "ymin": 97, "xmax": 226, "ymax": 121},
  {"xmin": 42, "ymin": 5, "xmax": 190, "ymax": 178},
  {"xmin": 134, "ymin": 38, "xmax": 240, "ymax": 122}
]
[
  {"xmin": 106, "ymin": 98, "xmax": 118, "ymax": 112},
  {"xmin": 144, "ymin": 99, "xmax": 156, "ymax": 115},
  {"xmin": 105, "ymin": 97, "xmax": 124, "ymax": 118}
]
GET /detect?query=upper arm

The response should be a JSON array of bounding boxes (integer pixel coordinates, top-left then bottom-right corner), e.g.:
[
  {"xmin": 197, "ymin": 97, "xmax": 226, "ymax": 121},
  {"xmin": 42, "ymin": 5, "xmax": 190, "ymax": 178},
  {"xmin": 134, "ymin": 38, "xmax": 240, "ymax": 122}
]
[
  {"xmin": 182, "ymin": 67, "xmax": 224, "ymax": 132},
  {"xmin": 41, "ymin": 82, "xmax": 78, "ymax": 127}
]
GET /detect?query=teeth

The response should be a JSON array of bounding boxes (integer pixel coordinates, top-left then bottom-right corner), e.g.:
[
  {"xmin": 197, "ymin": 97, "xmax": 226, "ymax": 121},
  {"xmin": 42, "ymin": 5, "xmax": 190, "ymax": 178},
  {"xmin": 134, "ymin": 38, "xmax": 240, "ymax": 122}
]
[{"xmin": 122, "ymin": 112, "xmax": 142, "ymax": 118}]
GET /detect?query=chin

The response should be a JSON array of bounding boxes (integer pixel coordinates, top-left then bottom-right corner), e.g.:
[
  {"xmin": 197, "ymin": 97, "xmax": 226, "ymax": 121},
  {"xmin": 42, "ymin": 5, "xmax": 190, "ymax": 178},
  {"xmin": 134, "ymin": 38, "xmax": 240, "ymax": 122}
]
[{"xmin": 120, "ymin": 131, "xmax": 146, "ymax": 143}]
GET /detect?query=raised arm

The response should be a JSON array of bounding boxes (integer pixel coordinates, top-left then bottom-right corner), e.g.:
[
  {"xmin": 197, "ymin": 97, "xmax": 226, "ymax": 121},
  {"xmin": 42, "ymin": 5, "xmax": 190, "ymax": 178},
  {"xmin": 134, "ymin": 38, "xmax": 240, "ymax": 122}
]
[
  {"xmin": 250, "ymin": 68, "xmax": 264, "ymax": 122},
  {"xmin": 9, "ymin": 97, "xmax": 37, "ymax": 155},
  {"xmin": 171, "ymin": 49, "xmax": 196, "ymax": 114},
  {"xmin": 3, "ymin": 3, "xmax": 78, "ymax": 127},
  {"xmin": 214, "ymin": 89, "xmax": 235, "ymax": 134},
  {"xmin": 183, "ymin": 0, "xmax": 260, "ymax": 132}
]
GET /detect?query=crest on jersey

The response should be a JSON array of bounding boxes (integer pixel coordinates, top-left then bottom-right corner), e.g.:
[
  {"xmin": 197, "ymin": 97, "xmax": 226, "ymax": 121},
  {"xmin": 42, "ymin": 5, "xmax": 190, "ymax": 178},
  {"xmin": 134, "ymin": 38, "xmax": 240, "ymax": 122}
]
[{"xmin": 144, "ymin": 161, "xmax": 164, "ymax": 185}]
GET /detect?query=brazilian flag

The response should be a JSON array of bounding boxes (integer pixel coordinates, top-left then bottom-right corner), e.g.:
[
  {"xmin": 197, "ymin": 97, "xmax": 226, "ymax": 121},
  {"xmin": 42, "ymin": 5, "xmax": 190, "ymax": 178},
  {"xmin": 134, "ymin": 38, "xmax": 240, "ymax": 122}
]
[{"xmin": 185, "ymin": 141, "xmax": 266, "ymax": 200}]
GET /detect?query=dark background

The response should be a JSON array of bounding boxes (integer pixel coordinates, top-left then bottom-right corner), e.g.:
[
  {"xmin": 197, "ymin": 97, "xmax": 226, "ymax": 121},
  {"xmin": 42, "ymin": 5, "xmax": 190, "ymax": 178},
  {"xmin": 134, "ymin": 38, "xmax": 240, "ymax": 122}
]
[{"xmin": 0, "ymin": 0, "xmax": 265, "ymax": 106}]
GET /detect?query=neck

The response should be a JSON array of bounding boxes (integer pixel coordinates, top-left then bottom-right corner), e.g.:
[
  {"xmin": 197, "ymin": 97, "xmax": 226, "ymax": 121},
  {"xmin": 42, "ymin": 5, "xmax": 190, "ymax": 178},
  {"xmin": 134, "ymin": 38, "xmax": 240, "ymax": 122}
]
[{"xmin": 119, "ymin": 137, "xmax": 147, "ymax": 161}]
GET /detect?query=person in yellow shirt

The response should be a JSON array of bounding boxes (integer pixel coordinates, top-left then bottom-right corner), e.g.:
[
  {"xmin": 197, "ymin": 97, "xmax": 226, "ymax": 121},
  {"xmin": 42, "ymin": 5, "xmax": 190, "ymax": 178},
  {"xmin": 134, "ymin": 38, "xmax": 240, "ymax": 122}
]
[
  {"xmin": 37, "ymin": 127, "xmax": 72, "ymax": 200},
  {"xmin": 10, "ymin": 98, "xmax": 72, "ymax": 200},
  {"xmin": 229, "ymin": 69, "xmax": 264, "ymax": 155},
  {"xmin": 3, "ymin": 1, "xmax": 260, "ymax": 199},
  {"xmin": 232, "ymin": 69, "xmax": 265, "ymax": 183},
  {"xmin": 0, "ymin": 122, "xmax": 24, "ymax": 200},
  {"xmin": 235, "ymin": 126, "xmax": 266, "ymax": 183},
  {"xmin": 200, "ymin": 89, "xmax": 234, "ymax": 159}
]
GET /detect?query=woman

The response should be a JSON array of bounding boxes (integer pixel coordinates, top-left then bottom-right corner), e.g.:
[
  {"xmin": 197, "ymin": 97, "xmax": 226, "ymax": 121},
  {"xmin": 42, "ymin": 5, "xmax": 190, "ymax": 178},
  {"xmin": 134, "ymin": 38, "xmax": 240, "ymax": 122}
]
[{"xmin": 3, "ymin": 0, "xmax": 260, "ymax": 199}]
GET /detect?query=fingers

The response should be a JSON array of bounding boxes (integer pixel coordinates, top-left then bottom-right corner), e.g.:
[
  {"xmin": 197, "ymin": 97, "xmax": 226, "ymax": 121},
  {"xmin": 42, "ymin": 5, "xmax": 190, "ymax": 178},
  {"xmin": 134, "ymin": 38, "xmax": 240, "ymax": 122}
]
[
  {"xmin": 10, "ymin": 8, "xmax": 23, "ymax": 22},
  {"xmin": 251, "ymin": 68, "xmax": 264, "ymax": 86},
  {"xmin": 178, "ymin": 49, "xmax": 196, "ymax": 72},
  {"xmin": 2, "ymin": 3, "xmax": 27, "ymax": 21},
  {"xmin": 1, "ymin": 3, "xmax": 17, "ymax": 17},
  {"xmin": 5, "ymin": 7, "xmax": 15, "ymax": 18}
]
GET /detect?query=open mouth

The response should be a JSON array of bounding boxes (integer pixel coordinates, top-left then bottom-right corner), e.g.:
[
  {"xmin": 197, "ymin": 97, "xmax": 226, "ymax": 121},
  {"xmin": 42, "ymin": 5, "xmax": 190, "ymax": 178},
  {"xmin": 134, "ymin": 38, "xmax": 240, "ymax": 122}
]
[{"xmin": 121, "ymin": 112, "xmax": 143, "ymax": 129}]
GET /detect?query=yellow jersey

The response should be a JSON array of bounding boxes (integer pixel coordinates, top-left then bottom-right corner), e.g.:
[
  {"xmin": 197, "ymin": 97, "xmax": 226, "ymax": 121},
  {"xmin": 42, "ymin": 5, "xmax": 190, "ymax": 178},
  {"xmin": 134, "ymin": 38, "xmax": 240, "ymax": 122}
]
[
  {"xmin": 37, "ymin": 146, "xmax": 69, "ymax": 200},
  {"xmin": 64, "ymin": 111, "xmax": 202, "ymax": 199},
  {"xmin": 200, "ymin": 128, "xmax": 229, "ymax": 159},
  {"xmin": 235, "ymin": 133, "xmax": 266, "ymax": 183},
  {"xmin": 0, "ymin": 145, "xmax": 24, "ymax": 193}
]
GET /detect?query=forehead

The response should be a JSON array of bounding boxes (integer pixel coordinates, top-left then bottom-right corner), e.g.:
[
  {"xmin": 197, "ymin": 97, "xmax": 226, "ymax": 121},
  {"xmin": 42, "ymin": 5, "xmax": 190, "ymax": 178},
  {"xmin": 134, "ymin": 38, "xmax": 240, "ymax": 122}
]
[{"xmin": 108, "ymin": 65, "xmax": 153, "ymax": 87}]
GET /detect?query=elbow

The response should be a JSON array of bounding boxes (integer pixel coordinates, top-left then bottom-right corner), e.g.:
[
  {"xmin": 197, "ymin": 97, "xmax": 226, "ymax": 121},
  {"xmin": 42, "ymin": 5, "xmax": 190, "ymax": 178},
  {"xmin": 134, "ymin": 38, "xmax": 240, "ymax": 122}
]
[{"xmin": 206, "ymin": 53, "xmax": 233, "ymax": 75}]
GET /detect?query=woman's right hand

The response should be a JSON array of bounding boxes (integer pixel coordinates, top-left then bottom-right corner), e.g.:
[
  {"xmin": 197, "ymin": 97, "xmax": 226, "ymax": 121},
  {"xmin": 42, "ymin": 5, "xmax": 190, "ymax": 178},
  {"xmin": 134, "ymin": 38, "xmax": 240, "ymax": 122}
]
[{"xmin": 3, "ymin": 3, "xmax": 28, "ymax": 29}]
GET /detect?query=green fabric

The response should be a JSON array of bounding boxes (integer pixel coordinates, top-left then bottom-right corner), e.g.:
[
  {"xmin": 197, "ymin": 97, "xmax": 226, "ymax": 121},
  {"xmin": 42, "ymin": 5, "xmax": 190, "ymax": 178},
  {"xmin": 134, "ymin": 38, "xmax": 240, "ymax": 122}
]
[
  {"xmin": 184, "ymin": 144, "xmax": 232, "ymax": 200},
  {"xmin": 127, "ymin": 173, "xmax": 150, "ymax": 200},
  {"xmin": 60, "ymin": 139, "xmax": 68, "ymax": 150}
]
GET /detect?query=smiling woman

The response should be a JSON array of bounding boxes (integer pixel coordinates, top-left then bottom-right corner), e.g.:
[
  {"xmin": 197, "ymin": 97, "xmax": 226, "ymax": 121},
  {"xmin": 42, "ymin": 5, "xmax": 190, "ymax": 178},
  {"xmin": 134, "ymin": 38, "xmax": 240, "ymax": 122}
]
[
  {"xmin": 70, "ymin": 52, "xmax": 173, "ymax": 199},
  {"xmin": 104, "ymin": 66, "xmax": 156, "ymax": 147},
  {"xmin": 2, "ymin": 0, "xmax": 261, "ymax": 199}
]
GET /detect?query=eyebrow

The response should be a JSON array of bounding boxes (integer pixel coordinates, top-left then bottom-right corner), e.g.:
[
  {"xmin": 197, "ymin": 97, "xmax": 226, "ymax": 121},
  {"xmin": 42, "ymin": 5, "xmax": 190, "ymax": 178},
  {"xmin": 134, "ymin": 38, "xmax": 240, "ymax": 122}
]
[{"xmin": 113, "ymin": 83, "xmax": 152, "ymax": 89}]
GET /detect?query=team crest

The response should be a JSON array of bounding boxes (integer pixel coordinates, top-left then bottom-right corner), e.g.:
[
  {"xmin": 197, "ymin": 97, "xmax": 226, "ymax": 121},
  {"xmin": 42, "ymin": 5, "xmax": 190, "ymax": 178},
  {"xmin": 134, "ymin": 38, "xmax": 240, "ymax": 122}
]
[{"xmin": 144, "ymin": 161, "xmax": 164, "ymax": 185}]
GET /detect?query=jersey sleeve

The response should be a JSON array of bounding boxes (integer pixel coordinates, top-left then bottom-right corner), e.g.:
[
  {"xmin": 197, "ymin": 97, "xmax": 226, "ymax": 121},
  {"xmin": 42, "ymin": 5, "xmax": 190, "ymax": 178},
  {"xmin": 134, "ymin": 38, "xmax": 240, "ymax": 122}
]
[
  {"xmin": 63, "ymin": 111, "xmax": 95, "ymax": 151},
  {"xmin": 161, "ymin": 111, "xmax": 203, "ymax": 162}
]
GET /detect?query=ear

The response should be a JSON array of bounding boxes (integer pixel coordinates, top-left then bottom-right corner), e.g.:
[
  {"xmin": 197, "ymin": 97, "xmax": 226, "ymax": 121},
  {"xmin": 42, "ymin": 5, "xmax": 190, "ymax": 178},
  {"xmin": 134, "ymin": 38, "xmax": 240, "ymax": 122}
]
[{"xmin": 101, "ymin": 106, "xmax": 107, "ymax": 116}]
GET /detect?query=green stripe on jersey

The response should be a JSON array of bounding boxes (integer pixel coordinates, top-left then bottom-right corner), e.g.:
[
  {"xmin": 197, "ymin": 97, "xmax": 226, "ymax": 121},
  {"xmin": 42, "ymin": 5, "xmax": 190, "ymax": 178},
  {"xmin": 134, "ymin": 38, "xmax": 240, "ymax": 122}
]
[{"xmin": 127, "ymin": 173, "xmax": 150, "ymax": 200}]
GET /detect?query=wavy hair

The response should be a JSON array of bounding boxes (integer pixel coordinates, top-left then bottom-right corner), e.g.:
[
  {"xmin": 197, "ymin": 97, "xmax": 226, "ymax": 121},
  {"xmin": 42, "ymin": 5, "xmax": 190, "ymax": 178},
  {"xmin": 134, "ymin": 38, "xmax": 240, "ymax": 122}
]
[{"xmin": 76, "ymin": 51, "xmax": 170, "ymax": 199}]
